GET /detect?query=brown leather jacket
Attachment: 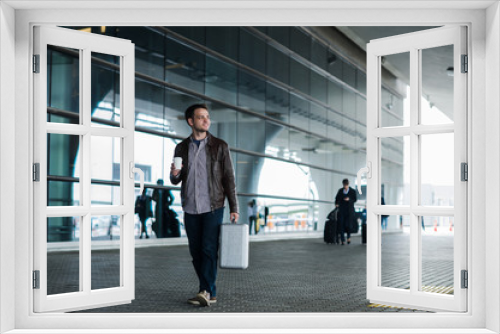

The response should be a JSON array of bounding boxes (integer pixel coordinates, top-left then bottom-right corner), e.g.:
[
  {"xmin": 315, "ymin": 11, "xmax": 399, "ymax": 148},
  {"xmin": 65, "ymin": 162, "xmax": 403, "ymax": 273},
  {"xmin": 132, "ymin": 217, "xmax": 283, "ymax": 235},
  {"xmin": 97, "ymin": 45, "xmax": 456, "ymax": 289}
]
[{"xmin": 170, "ymin": 133, "xmax": 239, "ymax": 214}]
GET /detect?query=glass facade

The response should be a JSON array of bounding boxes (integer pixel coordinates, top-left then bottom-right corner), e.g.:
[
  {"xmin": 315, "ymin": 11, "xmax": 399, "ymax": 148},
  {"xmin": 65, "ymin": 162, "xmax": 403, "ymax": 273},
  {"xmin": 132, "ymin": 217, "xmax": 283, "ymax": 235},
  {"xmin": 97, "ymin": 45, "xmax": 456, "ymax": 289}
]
[{"xmin": 47, "ymin": 26, "xmax": 405, "ymax": 241}]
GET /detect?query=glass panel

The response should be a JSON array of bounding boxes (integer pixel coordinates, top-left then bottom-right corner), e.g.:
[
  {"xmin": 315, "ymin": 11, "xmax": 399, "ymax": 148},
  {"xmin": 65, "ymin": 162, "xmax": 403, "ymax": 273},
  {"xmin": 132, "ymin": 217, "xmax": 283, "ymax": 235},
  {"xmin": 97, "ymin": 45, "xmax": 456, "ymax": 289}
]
[
  {"xmin": 381, "ymin": 215, "xmax": 409, "ymax": 289},
  {"xmin": 289, "ymin": 94, "xmax": 309, "ymax": 130},
  {"xmin": 91, "ymin": 52, "xmax": 121, "ymax": 126},
  {"xmin": 208, "ymin": 103, "xmax": 237, "ymax": 147},
  {"xmin": 420, "ymin": 45, "xmax": 454, "ymax": 125},
  {"xmin": 381, "ymin": 52, "xmax": 409, "ymax": 127},
  {"xmin": 47, "ymin": 216, "xmax": 80, "ymax": 295},
  {"xmin": 290, "ymin": 59, "xmax": 310, "ymax": 94},
  {"xmin": 311, "ymin": 40, "xmax": 328, "ymax": 71},
  {"xmin": 266, "ymin": 46, "xmax": 289, "ymax": 85},
  {"xmin": 165, "ymin": 37, "xmax": 205, "ymax": 95},
  {"xmin": 116, "ymin": 27, "xmax": 165, "ymax": 80},
  {"xmin": 381, "ymin": 137, "xmax": 409, "ymax": 206},
  {"xmin": 47, "ymin": 133, "xmax": 81, "ymax": 206},
  {"xmin": 268, "ymin": 27, "xmax": 290, "ymax": 48},
  {"xmin": 421, "ymin": 216, "xmax": 454, "ymax": 295},
  {"xmin": 420, "ymin": 133, "xmax": 454, "ymax": 206},
  {"xmin": 134, "ymin": 78, "xmax": 165, "ymax": 132},
  {"xmin": 91, "ymin": 215, "xmax": 121, "ymax": 290},
  {"xmin": 206, "ymin": 27, "xmax": 238, "ymax": 60},
  {"xmin": 265, "ymin": 83, "xmax": 289, "ymax": 122},
  {"xmin": 205, "ymin": 55, "xmax": 237, "ymax": 104},
  {"xmin": 91, "ymin": 136, "xmax": 121, "ymax": 206},
  {"xmin": 237, "ymin": 112, "xmax": 265, "ymax": 153},
  {"xmin": 290, "ymin": 28, "xmax": 310, "ymax": 60},
  {"xmin": 310, "ymin": 71, "xmax": 327, "ymax": 104},
  {"xmin": 239, "ymin": 28, "xmax": 266, "ymax": 73},
  {"xmin": 328, "ymin": 79, "xmax": 343, "ymax": 113},
  {"xmin": 238, "ymin": 71, "xmax": 265, "ymax": 115},
  {"xmin": 47, "ymin": 45, "xmax": 80, "ymax": 123}
]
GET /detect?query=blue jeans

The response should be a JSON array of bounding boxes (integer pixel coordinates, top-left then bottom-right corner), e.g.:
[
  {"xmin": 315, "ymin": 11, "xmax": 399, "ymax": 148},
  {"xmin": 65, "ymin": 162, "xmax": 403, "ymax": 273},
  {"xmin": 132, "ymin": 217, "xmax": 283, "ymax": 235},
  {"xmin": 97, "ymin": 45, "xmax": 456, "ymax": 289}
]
[{"xmin": 184, "ymin": 207, "xmax": 224, "ymax": 297}]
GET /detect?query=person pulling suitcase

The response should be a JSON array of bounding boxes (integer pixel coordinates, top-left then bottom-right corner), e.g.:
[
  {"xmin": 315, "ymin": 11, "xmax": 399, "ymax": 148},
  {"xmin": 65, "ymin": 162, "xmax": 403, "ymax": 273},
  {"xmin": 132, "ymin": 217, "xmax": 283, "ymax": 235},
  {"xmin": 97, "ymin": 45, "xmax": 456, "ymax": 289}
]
[{"xmin": 170, "ymin": 104, "xmax": 239, "ymax": 307}]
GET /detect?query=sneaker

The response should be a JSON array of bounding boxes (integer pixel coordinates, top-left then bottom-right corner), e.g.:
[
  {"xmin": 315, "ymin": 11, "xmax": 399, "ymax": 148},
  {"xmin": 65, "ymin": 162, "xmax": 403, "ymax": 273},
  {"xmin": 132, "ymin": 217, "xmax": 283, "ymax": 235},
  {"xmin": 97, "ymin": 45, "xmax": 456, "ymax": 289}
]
[
  {"xmin": 188, "ymin": 291, "xmax": 210, "ymax": 307},
  {"xmin": 187, "ymin": 295, "xmax": 217, "ymax": 306}
]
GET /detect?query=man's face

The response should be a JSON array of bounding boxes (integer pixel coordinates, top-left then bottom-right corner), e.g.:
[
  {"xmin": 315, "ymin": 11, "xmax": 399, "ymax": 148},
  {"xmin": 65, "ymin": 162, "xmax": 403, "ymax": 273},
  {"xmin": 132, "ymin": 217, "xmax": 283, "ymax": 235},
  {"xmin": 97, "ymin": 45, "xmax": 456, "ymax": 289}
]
[
  {"xmin": 343, "ymin": 183, "xmax": 349, "ymax": 190},
  {"xmin": 189, "ymin": 108, "xmax": 211, "ymax": 132}
]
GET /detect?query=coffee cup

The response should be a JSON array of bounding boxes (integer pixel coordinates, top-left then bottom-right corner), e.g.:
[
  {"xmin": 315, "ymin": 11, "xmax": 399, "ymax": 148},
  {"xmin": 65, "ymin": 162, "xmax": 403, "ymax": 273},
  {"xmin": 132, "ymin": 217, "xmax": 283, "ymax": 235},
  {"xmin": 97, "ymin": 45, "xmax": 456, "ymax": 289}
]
[{"xmin": 173, "ymin": 157, "xmax": 182, "ymax": 170}]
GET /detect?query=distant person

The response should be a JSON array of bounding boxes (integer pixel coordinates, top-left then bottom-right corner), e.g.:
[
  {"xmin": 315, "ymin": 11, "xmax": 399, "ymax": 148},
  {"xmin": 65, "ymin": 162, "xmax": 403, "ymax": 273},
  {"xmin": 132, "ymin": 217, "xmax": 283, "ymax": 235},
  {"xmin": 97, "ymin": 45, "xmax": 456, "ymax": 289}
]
[
  {"xmin": 381, "ymin": 197, "xmax": 388, "ymax": 230},
  {"xmin": 248, "ymin": 199, "xmax": 259, "ymax": 235},
  {"xmin": 335, "ymin": 178, "xmax": 357, "ymax": 245},
  {"xmin": 170, "ymin": 103, "xmax": 239, "ymax": 307},
  {"xmin": 152, "ymin": 179, "xmax": 174, "ymax": 238},
  {"xmin": 263, "ymin": 206, "xmax": 269, "ymax": 226},
  {"xmin": 135, "ymin": 188, "xmax": 153, "ymax": 239}
]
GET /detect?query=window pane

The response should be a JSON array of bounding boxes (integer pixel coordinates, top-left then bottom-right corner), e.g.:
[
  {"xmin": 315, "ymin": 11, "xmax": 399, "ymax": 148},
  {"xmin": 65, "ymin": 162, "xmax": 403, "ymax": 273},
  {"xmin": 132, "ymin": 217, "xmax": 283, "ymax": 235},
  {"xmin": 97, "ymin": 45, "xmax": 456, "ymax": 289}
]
[
  {"xmin": 91, "ymin": 52, "xmax": 121, "ymax": 126},
  {"xmin": 420, "ymin": 133, "xmax": 454, "ymax": 206},
  {"xmin": 47, "ymin": 217, "xmax": 80, "ymax": 295},
  {"xmin": 421, "ymin": 45, "xmax": 454, "ymax": 125},
  {"xmin": 381, "ymin": 215, "xmax": 409, "ymax": 289},
  {"xmin": 91, "ymin": 215, "xmax": 121, "ymax": 290},
  {"xmin": 47, "ymin": 45, "xmax": 80, "ymax": 123},
  {"xmin": 47, "ymin": 133, "xmax": 81, "ymax": 206},
  {"xmin": 91, "ymin": 137, "xmax": 121, "ymax": 206},
  {"xmin": 381, "ymin": 137, "xmax": 409, "ymax": 206},
  {"xmin": 421, "ymin": 216, "xmax": 454, "ymax": 295},
  {"xmin": 381, "ymin": 52, "xmax": 409, "ymax": 127}
]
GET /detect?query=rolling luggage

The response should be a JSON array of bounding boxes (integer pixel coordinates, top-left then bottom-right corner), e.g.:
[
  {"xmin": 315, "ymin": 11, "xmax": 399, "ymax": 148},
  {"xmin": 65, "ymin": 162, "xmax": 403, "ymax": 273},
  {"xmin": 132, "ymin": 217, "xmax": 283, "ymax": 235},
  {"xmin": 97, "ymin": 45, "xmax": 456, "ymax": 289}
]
[
  {"xmin": 324, "ymin": 208, "xmax": 338, "ymax": 244},
  {"xmin": 219, "ymin": 223, "xmax": 249, "ymax": 269}
]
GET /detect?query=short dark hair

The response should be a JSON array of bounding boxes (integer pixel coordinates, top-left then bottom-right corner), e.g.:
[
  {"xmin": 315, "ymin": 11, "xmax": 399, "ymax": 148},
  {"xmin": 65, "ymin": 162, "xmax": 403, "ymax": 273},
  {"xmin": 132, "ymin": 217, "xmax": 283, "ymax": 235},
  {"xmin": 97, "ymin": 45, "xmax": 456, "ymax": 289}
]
[
  {"xmin": 185, "ymin": 103, "xmax": 209, "ymax": 124},
  {"xmin": 342, "ymin": 178, "xmax": 349, "ymax": 186}
]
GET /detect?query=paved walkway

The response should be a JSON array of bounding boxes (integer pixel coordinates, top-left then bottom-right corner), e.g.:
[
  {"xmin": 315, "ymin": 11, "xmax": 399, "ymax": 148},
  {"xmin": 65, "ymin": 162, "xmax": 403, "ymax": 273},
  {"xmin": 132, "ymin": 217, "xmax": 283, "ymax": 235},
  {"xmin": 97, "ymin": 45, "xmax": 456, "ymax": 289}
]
[{"xmin": 46, "ymin": 232, "xmax": 454, "ymax": 313}]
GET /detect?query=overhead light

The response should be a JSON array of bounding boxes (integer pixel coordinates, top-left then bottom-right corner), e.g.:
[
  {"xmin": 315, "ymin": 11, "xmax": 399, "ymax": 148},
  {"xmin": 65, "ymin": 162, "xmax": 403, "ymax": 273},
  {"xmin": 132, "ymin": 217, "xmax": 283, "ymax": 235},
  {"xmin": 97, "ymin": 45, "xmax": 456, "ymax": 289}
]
[{"xmin": 446, "ymin": 66, "xmax": 454, "ymax": 77}]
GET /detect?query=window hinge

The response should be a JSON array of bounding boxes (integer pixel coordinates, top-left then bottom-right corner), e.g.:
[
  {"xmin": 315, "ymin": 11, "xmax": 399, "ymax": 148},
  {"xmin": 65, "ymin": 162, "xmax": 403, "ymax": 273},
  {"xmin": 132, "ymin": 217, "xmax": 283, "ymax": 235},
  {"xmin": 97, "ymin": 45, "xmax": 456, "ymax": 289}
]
[
  {"xmin": 461, "ymin": 162, "xmax": 468, "ymax": 181},
  {"xmin": 33, "ymin": 54, "xmax": 40, "ymax": 73},
  {"xmin": 461, "ymin": 54, "xmax": 468, "ymax": 73},
  {"xmin": 33, "ymin": 163, "xmax": 40, "ymax": 182},
  {"xmin": 33, "ymin": 270, "xmax": 40, "ymax": 289},
  {"xmin": 461, "ymin": 270, "xmax": 468, "ymax": 289}
]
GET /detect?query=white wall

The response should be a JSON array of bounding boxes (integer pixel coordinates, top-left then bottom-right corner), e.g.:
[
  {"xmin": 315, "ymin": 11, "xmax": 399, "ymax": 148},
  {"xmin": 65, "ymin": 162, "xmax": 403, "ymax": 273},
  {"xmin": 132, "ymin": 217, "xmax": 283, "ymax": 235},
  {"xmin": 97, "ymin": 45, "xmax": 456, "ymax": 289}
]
[
  {"xmin": 485, "ymin": 2, "xmax": 500, "ymax": 333},
  {"xmin": 0, "ymin": 2, "xmax": 16, "ymax": 333}
]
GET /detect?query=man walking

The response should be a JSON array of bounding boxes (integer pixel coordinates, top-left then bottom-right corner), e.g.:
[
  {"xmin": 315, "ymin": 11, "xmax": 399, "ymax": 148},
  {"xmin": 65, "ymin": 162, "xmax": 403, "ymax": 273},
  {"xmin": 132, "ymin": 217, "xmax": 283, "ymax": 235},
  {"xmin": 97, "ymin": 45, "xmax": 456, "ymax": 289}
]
[
  {"xmin": 335, "ymin": 178, "xmax": 357, "ymax": 245},
  {"xmin": 170, "ymin": 103, "xmax": 239, "ymax": 307}
]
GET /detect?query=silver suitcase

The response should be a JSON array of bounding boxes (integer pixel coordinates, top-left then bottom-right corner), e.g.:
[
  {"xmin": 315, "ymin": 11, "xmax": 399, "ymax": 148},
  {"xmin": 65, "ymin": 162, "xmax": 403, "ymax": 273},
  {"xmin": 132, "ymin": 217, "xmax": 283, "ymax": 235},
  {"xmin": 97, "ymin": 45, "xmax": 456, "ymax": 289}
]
[{"xmin": 219, "ymin": 223, "xmax": 249, "ymax": 269}]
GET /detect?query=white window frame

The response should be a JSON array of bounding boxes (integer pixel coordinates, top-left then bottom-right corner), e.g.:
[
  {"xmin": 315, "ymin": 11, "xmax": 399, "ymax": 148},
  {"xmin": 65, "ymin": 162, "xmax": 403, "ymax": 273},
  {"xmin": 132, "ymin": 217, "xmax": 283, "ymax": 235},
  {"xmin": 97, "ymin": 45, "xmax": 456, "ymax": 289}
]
[
  {"xmin": 33, "ymin": 25, "xmax": 136, "ymax": 313},
  {"xmin": 365, "ymin": 26, "xmax": 468, "ymax": 312},
  {"xmin": 2, "ymin": 2, "xmax": 498, "ymax": 333}
]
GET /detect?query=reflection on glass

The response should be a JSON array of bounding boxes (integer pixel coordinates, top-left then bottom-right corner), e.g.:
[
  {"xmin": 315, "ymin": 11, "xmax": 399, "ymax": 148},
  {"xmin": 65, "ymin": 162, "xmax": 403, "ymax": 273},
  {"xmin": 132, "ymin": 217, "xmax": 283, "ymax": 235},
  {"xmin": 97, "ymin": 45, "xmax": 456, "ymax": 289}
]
[
  {"xmin": 47, "ymin": 45, "xmax": 80, "ymax": 122},
  {"xmin": 91, "ymin": 215, "xmax": 121, "ymax": 290},
  {"xmin": 238, "ymin": 71, "xmax": 265, "ymax": 114},
  {"xmin": 205, "ymin": 56, "xmax": 237, "ymax": 104},
  {"xmin": 420, "ymin": 133, "xmax": 454, "ymax": 206},
  {"xmin": 421, "ymin": 45, "xmax": 454, "ymax": 125},
  {"xmin": 91, "ymin": 52, "xmax": 121, "ymax": 126},
  {"xmin": 421, "ymin": 216, "xmax": 454, "ymax": 295},
  {"xmin": 47, "ymin": 133, "xmax": 81, "ymax": 206},
  {"xmin": 266, "ymin": 83, "xmax": 289, "ymax": 122},
  {"xmin": 381, "ymin": 215, "xmax": 409, "ymax": 289},
  {"xmin": 165, "ymin": 37, "xmax": 205, "ymax": 95},
  {"xmin": 47, "ymin": 217, "xmax": 80, "ymax": 295},
  {"xmin": 381, "ymin": 52, "xmax": 409, "ymax": 127},
  {"xmin": 381, "ymin": 137, "xmax": 409, "ymax": 205},
  {"xmin": 91, "ymin": 136, "xmax": 121, "ymax": 205}
]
